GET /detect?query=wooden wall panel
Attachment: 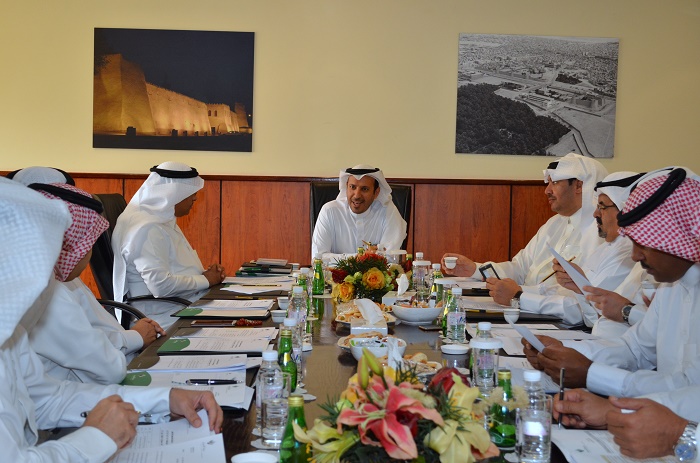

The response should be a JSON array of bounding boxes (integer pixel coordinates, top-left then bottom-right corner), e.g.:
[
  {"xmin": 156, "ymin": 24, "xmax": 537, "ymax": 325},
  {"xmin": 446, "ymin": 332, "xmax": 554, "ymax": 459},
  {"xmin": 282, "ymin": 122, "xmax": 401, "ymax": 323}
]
[
  {"xmin": 74, "ymin": 177, "xmax": 124, "ymax": 298},
  {"xmin": 221, "ymin": 181, "xmax": 311, "ymax": 268},
  {"xmin": 510, "ymin": 185, "xmax": 554, "ymax": 259},
  {"xmin": 412, "ymin": 184, "xmax": 511, "ymax": 264}
]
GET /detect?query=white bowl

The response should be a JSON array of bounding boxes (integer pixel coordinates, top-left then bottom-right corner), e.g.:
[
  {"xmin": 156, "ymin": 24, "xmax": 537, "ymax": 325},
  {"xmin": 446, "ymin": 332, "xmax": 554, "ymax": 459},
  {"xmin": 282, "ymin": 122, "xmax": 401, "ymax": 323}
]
[
  {"xmin": 391, "ymin": 305, "xmax": 442, "ymax": 324},
  {"xmin": 349, "ymin": 337, "xmax": 406, "ymax": 361},
  {"xmin": 270, "ymin": 309, "xmax": 287, "ymax": 323},
  {"xmin": 231, "ymin": 452, "xmax": 278, "ymax": 463},
  {"xmin": 276, "ymin": 297, "xmax": 289, "ymax": 311}
]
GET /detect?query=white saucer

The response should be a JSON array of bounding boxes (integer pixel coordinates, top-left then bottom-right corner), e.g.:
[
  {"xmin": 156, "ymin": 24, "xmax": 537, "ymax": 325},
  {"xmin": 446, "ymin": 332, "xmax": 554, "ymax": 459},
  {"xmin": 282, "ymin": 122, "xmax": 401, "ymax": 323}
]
[{"xmin": 441, "ymin": 344, "xmax": 469, "ymax": 354}]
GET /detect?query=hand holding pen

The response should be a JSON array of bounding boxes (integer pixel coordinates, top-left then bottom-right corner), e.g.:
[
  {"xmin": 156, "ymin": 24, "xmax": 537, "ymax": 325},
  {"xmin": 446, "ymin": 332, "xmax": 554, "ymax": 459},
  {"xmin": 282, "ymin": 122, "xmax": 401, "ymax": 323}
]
[{"xmin": 81, "ymin": 395, "xmax": 140, "ymax": 449}]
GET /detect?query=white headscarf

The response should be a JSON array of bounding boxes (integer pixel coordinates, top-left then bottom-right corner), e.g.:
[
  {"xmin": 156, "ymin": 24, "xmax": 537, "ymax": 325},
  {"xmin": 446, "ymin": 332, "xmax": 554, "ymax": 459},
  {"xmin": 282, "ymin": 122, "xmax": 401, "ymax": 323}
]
[
  {"xmin": 0, "ymin": 177, "xmax": 70, "ymax": 345},
  {"xmin": 594, "ymin": 171, "xmax": 642, "ymax": 211},
  {"xmin": 337, "ymin": 164, "xmax": 393, "ymax": 207},
  {"xmin": 111, "ymin": 161, "xmax": 204, "ymax": 301},
  {"xmin": 543, "ymin": 153, "xmax": 608, "ymax": 220},
  {"xmin": 9, "ymin": 166, "xmax": 74, "ymax": 186}
]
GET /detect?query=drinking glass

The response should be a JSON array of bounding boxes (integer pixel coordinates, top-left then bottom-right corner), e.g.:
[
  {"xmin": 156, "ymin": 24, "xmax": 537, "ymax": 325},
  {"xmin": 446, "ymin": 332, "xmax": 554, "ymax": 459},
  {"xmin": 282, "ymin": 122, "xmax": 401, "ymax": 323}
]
[
  {"xmin": 516, "ymin": 396, "xmax": 552, "ymax": 463},
  {"xmin": 262, "ymin": 397, "xmax": 289, "ymax": 447}
]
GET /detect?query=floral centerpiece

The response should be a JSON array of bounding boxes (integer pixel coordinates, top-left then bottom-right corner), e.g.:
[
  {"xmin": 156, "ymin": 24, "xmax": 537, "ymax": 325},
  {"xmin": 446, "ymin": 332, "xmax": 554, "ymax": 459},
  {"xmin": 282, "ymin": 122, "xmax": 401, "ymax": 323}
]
[
  {"xmin": 330, "ymin": 253, "xmax": 405, "ymax": 303},
  {"xmin": 293, "ymin": 349, "xmax": 500, "ymax": 463}
]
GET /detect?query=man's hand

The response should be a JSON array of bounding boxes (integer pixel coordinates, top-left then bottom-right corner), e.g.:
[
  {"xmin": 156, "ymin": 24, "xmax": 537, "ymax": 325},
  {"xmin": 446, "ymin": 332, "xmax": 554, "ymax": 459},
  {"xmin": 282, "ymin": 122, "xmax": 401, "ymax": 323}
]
[
  {"xmin": 131, "ymin": 318, "xmax": 166, "ymax": 347},
  {"xmin": 553, "ymin": 389, "xmax": 612, "ymax": 429},
  {"xmin": 522, "ymin": 335, "xmax": 561, "ymax": 370},
  {"xmin": 553, "ymin": 260, "xmax": 586, "ymax": 293},
  {"xmin": 582, "ymin": 286, "xmax": 631, "ymax": 322},
  {"xmin": 607, "ymin": 397, "xmax": 688, "ymax": 459},
  {"xmin": 538, "ymin": 345, "xmax": 592, "ymax": 388},
  {"xmin": 486, "ymin": 277, "xmax": 520, "ymax": 305},
  {"xmin": 83, "ymin": 395, "xmax": 139, "ymax": 449},
  {"xmin": 440, "ymin": 253, "xmax": 476, "ymax": 277},
  {"xmin": 169, "ymin": 389, "xmax": 224, "ymax": 433},
  {"xmin": 203, "ymin": 264, "xmax": 226, "ymax": 287}
]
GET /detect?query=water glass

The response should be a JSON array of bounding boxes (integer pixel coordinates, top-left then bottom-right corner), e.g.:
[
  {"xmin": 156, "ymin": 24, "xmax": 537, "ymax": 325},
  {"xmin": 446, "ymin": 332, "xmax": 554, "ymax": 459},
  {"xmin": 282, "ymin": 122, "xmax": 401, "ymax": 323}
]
[
  {"xmin": 262, "ymin": 397, "xmax": 289, "ymax": 447},
  {"xmin": 516, "ymin": 396, "xmax": 552, "ymax": 463}
]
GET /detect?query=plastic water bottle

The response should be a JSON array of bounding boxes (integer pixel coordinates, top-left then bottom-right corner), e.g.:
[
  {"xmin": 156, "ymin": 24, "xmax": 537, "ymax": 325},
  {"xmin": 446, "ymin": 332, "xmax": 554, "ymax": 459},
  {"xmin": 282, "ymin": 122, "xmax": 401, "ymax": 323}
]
[
  {"xmin": 445, "ymin": 287, "xmax": 465, "ymax": 343},
  {"xmin": 255, "ymin": 350, "xmax": 281, "ymax": 427},
  {"xmin": 517, "ymin": 370, "xmax": 552, "ymax": 463},
  {"xmin": 470, "ymin": 321, "xmax": 501, "ymax": 397},
  {"xmin": 283, "ymin": 317, "xmax": 303, "ymax": 384},
  {"xmin": 288, "ymin": 286, "xmax": 308, "ymax": 329}
]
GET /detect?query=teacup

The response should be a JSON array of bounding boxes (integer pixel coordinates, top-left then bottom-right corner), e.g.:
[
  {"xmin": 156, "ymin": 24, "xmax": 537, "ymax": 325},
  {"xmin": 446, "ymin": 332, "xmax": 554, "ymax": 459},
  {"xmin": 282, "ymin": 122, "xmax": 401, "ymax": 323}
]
[{"xmin": 444, "ymin": 257, "xmax": 458, "ymax": 270}]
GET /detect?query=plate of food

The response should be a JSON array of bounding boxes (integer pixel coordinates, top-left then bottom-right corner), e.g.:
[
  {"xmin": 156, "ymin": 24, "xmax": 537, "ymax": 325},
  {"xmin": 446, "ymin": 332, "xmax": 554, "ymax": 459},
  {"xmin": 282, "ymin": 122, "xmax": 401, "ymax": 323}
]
[
  {"xmin": 335, "ymin": 304, "xmax": 397, "ymax": 326},
  {"xmin": 337, "ymin": 331, "xmax": 396, "ymax": 351}
]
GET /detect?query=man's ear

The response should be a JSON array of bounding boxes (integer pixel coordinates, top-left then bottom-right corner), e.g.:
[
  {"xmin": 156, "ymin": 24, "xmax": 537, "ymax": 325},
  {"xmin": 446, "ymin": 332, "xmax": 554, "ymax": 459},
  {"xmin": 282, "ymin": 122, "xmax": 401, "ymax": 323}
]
[
  {"xmin": 373, "ymin": 186, "xmax": 380, "ymax": 200},
  {"xmin": 575, "ymin": 179, "xmax": 583, "ymax": 194}
]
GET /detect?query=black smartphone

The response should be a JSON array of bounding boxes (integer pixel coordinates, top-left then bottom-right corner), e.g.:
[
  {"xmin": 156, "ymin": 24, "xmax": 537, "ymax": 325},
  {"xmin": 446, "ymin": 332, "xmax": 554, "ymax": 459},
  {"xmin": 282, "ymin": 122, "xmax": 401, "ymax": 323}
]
[
  {"xmin": 479, "ymin": 263, "xmax": 501, "ymax": 280},
  {"xmin": 419, "ymin": 325, "xmax": 442, "ymax": 332}
]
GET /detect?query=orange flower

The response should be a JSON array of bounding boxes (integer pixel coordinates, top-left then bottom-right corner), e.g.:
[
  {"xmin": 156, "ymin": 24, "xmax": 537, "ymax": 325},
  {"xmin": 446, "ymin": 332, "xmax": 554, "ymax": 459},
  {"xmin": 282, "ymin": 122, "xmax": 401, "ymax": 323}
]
[
  {"xmin": 362, "ymin": 267, "xmax": 386, "ymax": 290},
  {"xmin": 333, "ymin": 282, "xmax": 355, "ymax": 302}
]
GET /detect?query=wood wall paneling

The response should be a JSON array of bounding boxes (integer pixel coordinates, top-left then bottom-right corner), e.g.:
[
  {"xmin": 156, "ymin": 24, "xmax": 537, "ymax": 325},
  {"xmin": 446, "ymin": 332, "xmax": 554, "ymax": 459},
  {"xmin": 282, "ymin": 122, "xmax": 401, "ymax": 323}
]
[
  {"xmin": 221, "ymin": 181, "xmax": 311, "ymax": 269},
  {"xmin": 510, "ymin": 185, "xmax": 555, "ymax": 259},
  {"xmin": 412, "ymin": 184, "xmax": 511, "ymax": 264}
]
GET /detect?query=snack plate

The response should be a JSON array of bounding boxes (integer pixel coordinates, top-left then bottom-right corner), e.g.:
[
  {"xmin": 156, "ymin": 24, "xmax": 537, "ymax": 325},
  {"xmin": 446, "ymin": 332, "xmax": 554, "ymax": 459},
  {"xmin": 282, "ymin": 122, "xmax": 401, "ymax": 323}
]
[
  {"xmin": 335, "ymin": 312, "xmax": 397, "ymax": 327},
  {"xmin": 337, "ymin": 333, "xmax": 400, "ymax": 351}
]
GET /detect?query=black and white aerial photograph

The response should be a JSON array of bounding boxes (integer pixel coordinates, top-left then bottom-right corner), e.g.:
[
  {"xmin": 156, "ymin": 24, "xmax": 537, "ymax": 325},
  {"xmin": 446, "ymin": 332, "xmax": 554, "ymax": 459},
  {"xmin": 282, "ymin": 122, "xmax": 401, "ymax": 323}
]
[{"xmin": 456, "ymin": 33, "xmax": 619, "ymax": 158}]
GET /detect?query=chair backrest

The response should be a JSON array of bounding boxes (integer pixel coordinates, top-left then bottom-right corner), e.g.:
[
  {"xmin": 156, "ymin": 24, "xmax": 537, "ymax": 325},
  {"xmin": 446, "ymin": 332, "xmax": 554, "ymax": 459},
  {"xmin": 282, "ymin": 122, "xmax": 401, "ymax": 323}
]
[
  {"xmin": 310, "ymin": 181, "xmax": 412, "ymax": 248},
  {"xmin": 90, "ymin": 193, "xmax": 127, "ymax": 300}
]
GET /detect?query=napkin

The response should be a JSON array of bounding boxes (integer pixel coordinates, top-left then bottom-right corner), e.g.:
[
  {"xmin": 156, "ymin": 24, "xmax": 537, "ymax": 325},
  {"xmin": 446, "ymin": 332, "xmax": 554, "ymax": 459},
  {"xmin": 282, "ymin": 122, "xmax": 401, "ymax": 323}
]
[
  {"xmin": 355, "ymin": 298, "xmax": 384, "ymax": 325},
  {"xmin": 386, "ymin": 337, "xmax": 403, "ymax": 370},
  {"xmin": 396, "ymin": 274, "xmax": 409, "ymax": 296}
]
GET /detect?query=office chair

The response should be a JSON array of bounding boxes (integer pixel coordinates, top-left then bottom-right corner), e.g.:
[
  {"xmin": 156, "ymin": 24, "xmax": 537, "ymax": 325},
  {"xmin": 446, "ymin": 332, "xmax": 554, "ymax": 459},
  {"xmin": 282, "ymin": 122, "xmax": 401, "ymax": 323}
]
[
  {"xmin": 90, "ymin": 193, "xmax": 190, "ymax": 328},
  {"xmin": 309, "ymin": 181, "xmax": 412, "ymax": 249}
]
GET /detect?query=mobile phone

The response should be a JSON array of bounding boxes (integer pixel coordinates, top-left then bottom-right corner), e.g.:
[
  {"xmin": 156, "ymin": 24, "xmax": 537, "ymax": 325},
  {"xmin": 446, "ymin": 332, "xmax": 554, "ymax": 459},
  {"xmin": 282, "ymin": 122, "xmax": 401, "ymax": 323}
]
[
  {"xmin": 479, "ymin": 263, "xmax": 500, "ymax": 280},
  {"xmin": 419, "ymin": 325, "xmax": 443, "ymax": 332}
]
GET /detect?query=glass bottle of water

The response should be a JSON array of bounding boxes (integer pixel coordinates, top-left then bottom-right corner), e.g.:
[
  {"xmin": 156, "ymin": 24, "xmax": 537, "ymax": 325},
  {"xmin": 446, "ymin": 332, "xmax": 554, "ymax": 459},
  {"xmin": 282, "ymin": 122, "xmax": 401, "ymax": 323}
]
[
  {"xmin": 430, "ymin": 263, "xmax": 444, "ymax": 303},
  {"xmin": 278, "ymin": 328, "xmax": 297, "ymax": 392},
  {"xmin": 255, "ymin": 349, "xmax": 281, "ymax": 428},
  {"xmin": 517, "ymin": 370, "xmax": 552, "ymax": 463},
  {"xmin": 470, "ymin": 321, "xmax": 501, "ymax": 397},
  {"xmin": 445, "ymin": 287, "xmax": 465, "ymax": 343}
]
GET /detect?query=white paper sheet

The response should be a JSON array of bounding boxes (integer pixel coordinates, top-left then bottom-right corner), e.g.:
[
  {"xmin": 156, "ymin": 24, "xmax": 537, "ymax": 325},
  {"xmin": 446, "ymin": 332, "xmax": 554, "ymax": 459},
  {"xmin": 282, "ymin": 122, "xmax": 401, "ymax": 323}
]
[
  {"xmin": 184, "ymin": 327, "xmax": 278, "ymax": 340},
  {"xmin": 109, "ymin": 430, "xmax": 225, "ymax": 463},
  {"xmin": 548, "ymin": 245, "xmax": 593, "ymax": 296},
  {"xmin": 158, "ymin": 337, "xmax": 271, "ymax": 354},
  {"xmin": 132, "ymin": 354, "xmax": 247, "ymax": 372},
  {"xmin": 551, "ymin": 428, "xmax": 676, "ymax": 463},
  {"xmin": 223, "ymin": 276, "xmax": 294, "ymax": 293},
  {"xmin": 509, "ymin": 322, "xmax": 546, "ymax": 351},
  {"xmin": 190, "ymin": 299, "xmax": 275, "ymax": 310},
  {"xmin": 497, "ymin": 356, "xmax": 561, "ymax": 393}
]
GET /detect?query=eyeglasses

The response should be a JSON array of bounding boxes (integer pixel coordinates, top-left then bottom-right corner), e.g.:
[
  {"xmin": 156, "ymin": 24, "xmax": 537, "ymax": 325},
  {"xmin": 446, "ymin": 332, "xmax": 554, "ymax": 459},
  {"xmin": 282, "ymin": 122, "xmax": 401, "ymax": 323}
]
[{"xmin": 596, "ymin": 203, "xmax": 617, "ymax": 211}]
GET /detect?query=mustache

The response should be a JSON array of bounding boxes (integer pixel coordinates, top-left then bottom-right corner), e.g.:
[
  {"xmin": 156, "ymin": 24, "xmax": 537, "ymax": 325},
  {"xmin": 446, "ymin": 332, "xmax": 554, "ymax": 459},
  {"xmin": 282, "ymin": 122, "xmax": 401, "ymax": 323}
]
[
  {"xmin": 640, "ymin": 261, "xmax": 650, "ymax": 270},
  {"xmin": 596, "ymin": 217, "xmax": 603, "ymax": 226}
]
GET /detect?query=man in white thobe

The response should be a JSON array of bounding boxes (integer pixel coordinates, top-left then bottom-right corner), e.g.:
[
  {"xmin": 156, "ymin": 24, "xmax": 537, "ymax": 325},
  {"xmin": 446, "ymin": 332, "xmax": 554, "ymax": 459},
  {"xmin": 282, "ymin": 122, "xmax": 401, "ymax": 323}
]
[
  {"xmin": 311, "ymin": 164, "xmax": 407, "ymax": 263},
  {"xmin": 112, "ymin": 162, "xmax": 226, "ymax": 329}
]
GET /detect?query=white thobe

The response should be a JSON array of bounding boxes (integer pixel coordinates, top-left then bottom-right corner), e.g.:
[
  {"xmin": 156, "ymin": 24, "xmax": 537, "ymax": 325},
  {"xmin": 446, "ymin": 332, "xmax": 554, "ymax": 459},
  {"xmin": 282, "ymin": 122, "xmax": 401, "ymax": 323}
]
[
  {"xmin": 21, "ymin": 280, "xmax": 128, "ymax": 384},
  {"xmin": 591, "ymin": 263, "xmax": 649, "ymax": 338},
  {"xmin": 119, "ymin": 220, "xmax": 209, "ymax": 328},
  {"xmin": 311, "ymin": 199, "xmax": 407, "ymax": 263},
  {"xmin": 1, "ymin": 326, "xmax": 170, "ymax": 463},
  {"xmin": 563, "ymin": 263, "xmax": 700, "ymax": 397},
  {"xmin": 643, "ymin": 386, "xmax": 700, "ymax": 423},
  {"xmin": 519, "ymin": 233, "xmax": 634, "ymax": 326}
]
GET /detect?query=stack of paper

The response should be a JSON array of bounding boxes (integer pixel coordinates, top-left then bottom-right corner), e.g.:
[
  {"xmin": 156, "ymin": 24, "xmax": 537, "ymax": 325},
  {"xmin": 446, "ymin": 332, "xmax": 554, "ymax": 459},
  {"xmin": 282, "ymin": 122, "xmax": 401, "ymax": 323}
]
[
  {"xmin": 223, "ymin": 276, "xmax": 295, "ymax": 294},
  {"xmin": 551, "ymin": 428, "xmax": 677, "ymax": 463},
  {"xmin": 176, "ymin": 299, "xmax": 274, "ymax": 318},
  {"xmin": 158, "ymin": 337, "xmax": 272, "ymax": 355},
  {"xmin": 108, "ymin": 409, "xmax": 225, "ymax": 462}
]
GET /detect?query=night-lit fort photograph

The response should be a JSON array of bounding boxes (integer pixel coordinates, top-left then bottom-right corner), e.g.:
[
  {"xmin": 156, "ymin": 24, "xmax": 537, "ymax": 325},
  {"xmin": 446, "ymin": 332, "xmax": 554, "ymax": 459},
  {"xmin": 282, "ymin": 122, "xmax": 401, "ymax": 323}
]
[{"xmin": 93, "ymin": 28, "xmax": 254, "ymax": 152}]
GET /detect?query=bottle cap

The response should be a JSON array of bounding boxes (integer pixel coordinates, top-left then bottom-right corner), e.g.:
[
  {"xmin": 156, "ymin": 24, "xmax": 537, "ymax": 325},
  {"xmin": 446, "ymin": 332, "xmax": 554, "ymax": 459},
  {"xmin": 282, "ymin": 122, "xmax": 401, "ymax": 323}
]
[
  {"xmin": 314, "ymin": 254, "xmax": 322, "ymax": 260},
  {"xmin": 477, "ymin": 321, "xmax": 492, "ymax": 331},
  {"xmin": 280, "ymin": 328, "xmax": 293, "ymax": 337},
  {"xmin": 451, "ymin": 287, "xmax": 462, "ymax": 296},
  {"xmin": 262, "ymin": 350, "xmax": 278, "ymax": 361},
  {"xmin": 415, "ymin": 252, "xmax": 424, "ymax": 259},
  {"xmin": 288, "ymin": 395, "xmax": 305, "ymax": 407},
  {"xmin": 470, "ymin": 338, "xmax": 502, "ymax": 349},
  {"xmin": 290, "ymin": 263, "xmax": 300, "ymax": 270},
  {"xmin": 283, "ymin": 318, "xmax": 298, "ymax": 327},
  {"xmin": 300, "ymin": 267, "xmax": 310, "ymax": 274},
  {"xmin": 498, "ymin": 369, "xmax": 512, "ymax": 380},
  {"xmin": 293, "ymin": 286, "xmax": 304, "ymax": 294},
  {"xmin": 432, "ymin": 263, "xmax": 441, "ymax": 270},
  {"xmin": 523, "ymin": 370, "xmax": 542, "ymax": 382}
]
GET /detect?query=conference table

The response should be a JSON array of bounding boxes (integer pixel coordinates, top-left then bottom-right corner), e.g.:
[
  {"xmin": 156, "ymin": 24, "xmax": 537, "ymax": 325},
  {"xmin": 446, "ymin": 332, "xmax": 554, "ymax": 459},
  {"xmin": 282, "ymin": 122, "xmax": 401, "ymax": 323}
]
[{"xmin": 128, "ymin": 289, "xmax": 568, "ymax": 463}]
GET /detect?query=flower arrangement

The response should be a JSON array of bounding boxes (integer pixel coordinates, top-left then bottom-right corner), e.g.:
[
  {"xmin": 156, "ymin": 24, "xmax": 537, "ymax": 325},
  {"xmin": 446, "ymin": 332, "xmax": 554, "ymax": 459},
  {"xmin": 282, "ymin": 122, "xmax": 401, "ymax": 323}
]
[
  {"xmin": 330, "ymin": 253, "xmax": 404, "ymax": 303},
  {"xmin": 293, "ymin": 349, "xmax": 499, "ymax": 463}
]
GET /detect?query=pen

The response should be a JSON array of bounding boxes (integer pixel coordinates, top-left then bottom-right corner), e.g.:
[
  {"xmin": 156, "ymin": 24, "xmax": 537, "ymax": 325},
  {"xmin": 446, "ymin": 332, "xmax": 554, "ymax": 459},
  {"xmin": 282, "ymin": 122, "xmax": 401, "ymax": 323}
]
[
  {"xmin": 238, "ymin": 284, "xmax": 281, "ymax": 287},
  {"xmin": 81, "ymin": 410, "xmax": 142, "ymax": 418},
  {"xmin": 185, "ymin": 379, "xmax": 241, "ymax": 385},
  {"xmin": 558, "ymin": 368, "xmax": 566, "ymax": 429},
  {"xmin": 540, "ymin": 256, "xmax": 576, "ymax": 283}
]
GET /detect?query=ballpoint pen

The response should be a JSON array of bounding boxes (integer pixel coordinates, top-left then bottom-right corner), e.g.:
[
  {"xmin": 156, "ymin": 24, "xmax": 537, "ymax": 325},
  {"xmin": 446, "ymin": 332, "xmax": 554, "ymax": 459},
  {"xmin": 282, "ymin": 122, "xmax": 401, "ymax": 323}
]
[
  {"xmin": 540, "ymin": 256, "xmax": 576, "ymax": 283},
  {"xmin": 558, "ymin": 368, "xmax": 566, "ymax": 429},
  {"xmin": 238, "ymin": 284, "xmax": 281, "ymax": 287},
  {"xmin": 185, "ymin": 379, "xmax": 241, "ymax": 385}
]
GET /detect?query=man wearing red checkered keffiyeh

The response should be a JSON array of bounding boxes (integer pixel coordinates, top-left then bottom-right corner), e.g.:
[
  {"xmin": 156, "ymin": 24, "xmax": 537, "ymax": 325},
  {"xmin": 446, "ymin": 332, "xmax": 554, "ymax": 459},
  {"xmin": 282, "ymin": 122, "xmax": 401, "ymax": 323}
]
[{"xmin": 521, "ymin": 166, "xmax": 700, "ymax": 402}]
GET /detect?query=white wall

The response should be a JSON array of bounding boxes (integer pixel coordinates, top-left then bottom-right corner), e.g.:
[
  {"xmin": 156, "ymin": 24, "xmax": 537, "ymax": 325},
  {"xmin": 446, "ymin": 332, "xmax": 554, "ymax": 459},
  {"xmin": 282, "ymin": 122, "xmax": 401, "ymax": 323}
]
[{"xmin": 1, "ymin": 0, "xmax": 698, "ymax": 178}]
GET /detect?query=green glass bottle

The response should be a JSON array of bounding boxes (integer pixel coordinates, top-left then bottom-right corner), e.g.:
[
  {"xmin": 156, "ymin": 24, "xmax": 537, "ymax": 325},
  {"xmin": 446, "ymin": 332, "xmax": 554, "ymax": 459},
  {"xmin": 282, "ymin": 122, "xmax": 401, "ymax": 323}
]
[
  {"xmin": 489, "ymin": 369, "xmax": 516, "ymax": 450},
  {"xmin": 278, "ymin": 328, "xmax": 297, "ymax": 392},
  {"xmin": 441, "ymin": 288, "xmax": 452, "ymax": 337},
  {"xmin": 312, "ymin": 255, "xmax": 325, "ymax": 296},
  {"xmin": 280, "ymin": 395, "xmax": 312, "ymax": 463},
  {"xmin": 430, "ymin": 264, "xmax": 444, "ymax": 303}
]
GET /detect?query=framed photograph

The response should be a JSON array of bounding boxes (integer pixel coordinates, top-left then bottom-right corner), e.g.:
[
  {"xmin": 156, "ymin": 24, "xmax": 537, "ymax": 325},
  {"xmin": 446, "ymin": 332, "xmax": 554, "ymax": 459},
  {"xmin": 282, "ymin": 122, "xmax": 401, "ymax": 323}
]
[
  {"xmin": 93, "ymin": 28, "xmax": 254, "ymax": 152},
  {"xmin": 456, "ymin": 33, "xmax": 619, "ymax": 158}
]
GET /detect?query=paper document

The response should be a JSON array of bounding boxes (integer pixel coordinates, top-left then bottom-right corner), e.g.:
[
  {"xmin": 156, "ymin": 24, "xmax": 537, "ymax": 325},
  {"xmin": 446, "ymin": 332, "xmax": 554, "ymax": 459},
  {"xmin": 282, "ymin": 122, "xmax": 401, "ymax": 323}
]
[
  {"xmin": 460, "ymin": 296, "xmax": 508, "ymax": 311},
  {"xmin": 498, "ymin": 357, "xmax": 560, "ymax": 393},
  {"xmin": 551, "ymin": 427, "xmax": 676, "ymax": 463},
  {"xmin": 548, "ymin": 245, "xmax": 592, "ymax": 296},
  {"xmin": 190, "ymin": 299, "xmax": 274, "ymax": 310},
  {"xmin": 223, "ymin": 275, "xmax": 294, "ymax": 294},
  {"xmin": 158, "ymin": 337, "xmax": 271, "ymax": 355},
  {"xmin": 508, "ymin": 322, "xmax": 546, "ymax": 351},
  {"xmin": 131, "ymin": 354, "xmax": 247, "ymax": 372},
  {"xmin": 182, "ymin": 327, "xmax": 278, "ymax": 340},
  {"xmin": 256, "ymin": 258, "xmax": 288, "ymax": 266}
]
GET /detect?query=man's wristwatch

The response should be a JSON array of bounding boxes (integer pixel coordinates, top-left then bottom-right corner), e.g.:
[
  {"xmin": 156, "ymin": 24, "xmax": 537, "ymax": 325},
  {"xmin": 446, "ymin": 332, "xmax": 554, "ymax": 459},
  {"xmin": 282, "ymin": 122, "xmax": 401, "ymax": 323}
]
[
  {"xmin": 513, "ymin": 290, "xmax": 523, "ymax": 300},
  {"xmin": 621, "ymin": 304, "xmax": 633, "ymax": 325},
  {"xmin": 674, "ymin": 421, "xmax": 698, "ymax": 461}
]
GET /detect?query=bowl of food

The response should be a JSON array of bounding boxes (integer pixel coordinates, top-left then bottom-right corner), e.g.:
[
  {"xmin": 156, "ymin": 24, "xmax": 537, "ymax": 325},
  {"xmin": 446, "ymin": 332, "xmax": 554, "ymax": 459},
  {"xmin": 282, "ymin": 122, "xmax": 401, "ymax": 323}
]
[
  {"xmin": 391, "ymin": 304, "xmax": 442, "ymax": 325},
  {"xmin": 349, "ymin": 337, "xmax": 406, "ymax": 361}
]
